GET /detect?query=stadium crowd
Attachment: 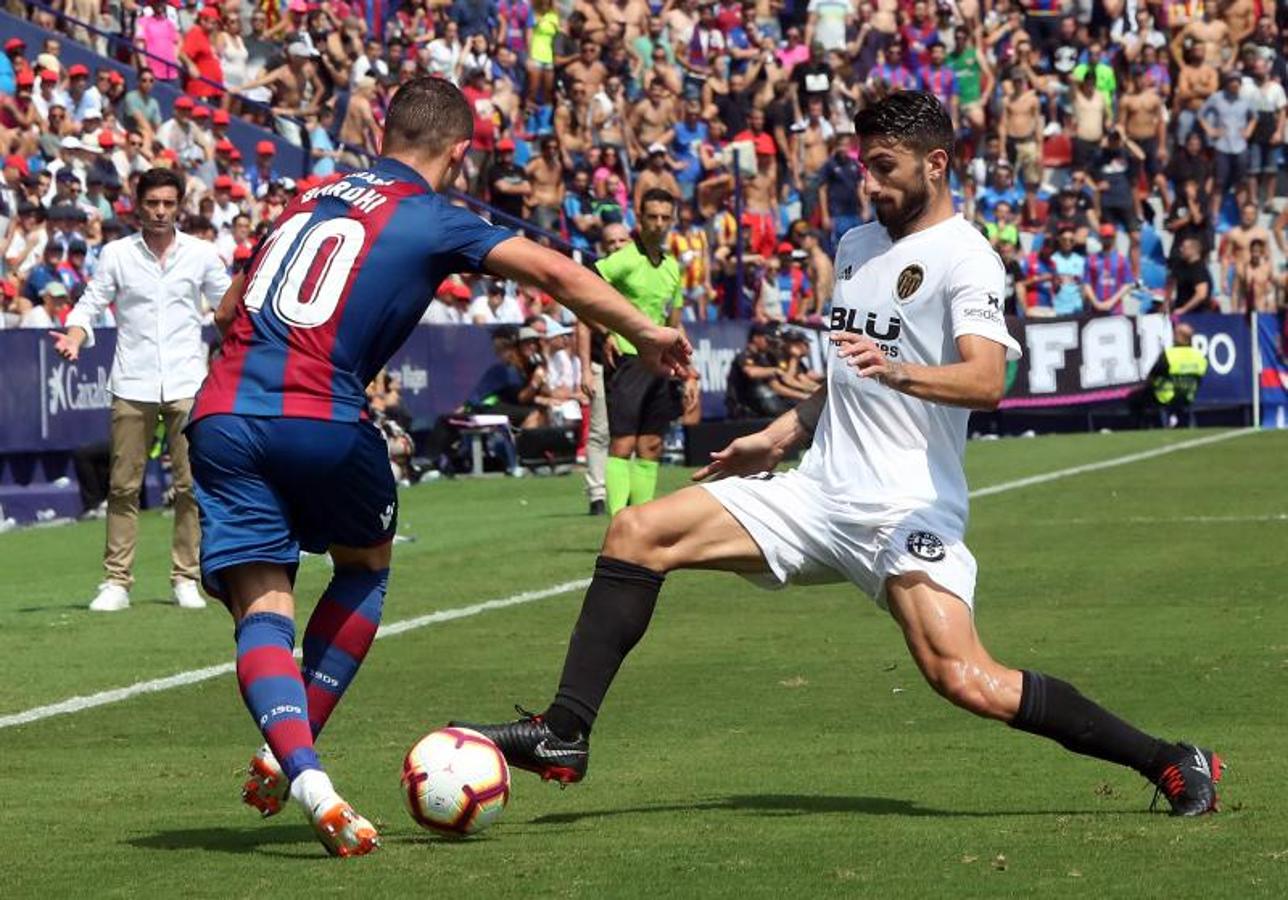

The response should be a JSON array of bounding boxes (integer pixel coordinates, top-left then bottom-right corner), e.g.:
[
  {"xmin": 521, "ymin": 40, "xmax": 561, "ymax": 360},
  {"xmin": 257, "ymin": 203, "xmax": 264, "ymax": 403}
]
[{"xmin": 2, "ymin": 0, "xmax": 1288, "ymax": 331}]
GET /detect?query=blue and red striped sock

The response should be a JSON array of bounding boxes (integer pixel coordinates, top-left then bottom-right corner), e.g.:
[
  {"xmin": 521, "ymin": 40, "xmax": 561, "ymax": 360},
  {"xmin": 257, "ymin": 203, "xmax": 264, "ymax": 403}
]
[
  {"xmin": 301, "ymin": 568, "xmax": 388, "ymax": 739},
  {"xmin": 235, "ymin": 612, "xmax": 320, "ymax": 782}
]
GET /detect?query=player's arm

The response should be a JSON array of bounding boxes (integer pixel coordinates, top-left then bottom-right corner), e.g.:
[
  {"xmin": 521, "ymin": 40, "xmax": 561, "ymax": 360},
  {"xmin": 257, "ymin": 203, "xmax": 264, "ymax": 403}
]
[
  {"xmin": 835, "ymin": 332, "xmax": 1007, "ymax": 410},
  {"xmin": 693, "ymin": 383, "xmax": 827, "ymax": 481},
  {"xmin": 483, "ymin": 236, "xmax": 690, "ymax": 376},
  {"xmin": 835, "ymin": 253, "xmax": 1018, "ymax": 410},
  {"xmin": 213, "ymin": 272, "xmax": 245, "ymax": 338}
]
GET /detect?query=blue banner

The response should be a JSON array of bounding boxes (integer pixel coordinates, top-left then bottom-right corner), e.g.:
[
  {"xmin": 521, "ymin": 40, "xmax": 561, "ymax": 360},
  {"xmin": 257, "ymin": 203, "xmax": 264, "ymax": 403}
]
[
  {"xmin": 1256, "ymin": 312, "xmax": 1288, "ymax": 429},
  {"xmin": 0, "ymin": 316, "xmax": 1257, "ymax": 454},
  {"xmin": 1183, "ymin": 312, "xmax": 1254, "ymax": 408},
  {"xmin": 0, "ymin": 330, "xmax": 116, "ymax": 454}
]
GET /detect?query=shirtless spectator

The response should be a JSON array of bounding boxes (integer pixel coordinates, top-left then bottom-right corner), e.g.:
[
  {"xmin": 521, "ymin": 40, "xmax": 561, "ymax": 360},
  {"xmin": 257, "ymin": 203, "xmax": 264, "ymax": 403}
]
[
  {"xmin": 1220, "ymin": 201, "xmax": 1272, "ymax": 294},
  {"xmin": 554, "ymin": 81, "xmax": 596, "ymax": 165},
  {"xmin": 792, "ymin": 95, "xmax": 833, "ymax": 219},
  {"xmin": 1071, "ymin": 71, "xmax": 1110, "ymax": 171},
  {"xmin": 1173, "ymin": 42, "xmax": 1219, "ymax": 145},
  {"xmin": 231, "ymin": 42, "xmax": 327, "ymax": 145},
  {"xmin": 1170, "ymin": 10, "xmax": 1235, "ymax": 71},
  {"xmin": 525, "ymin": 135, "xmax": 567, "ymax": 233},
  {"xmin": 338, "ymin": 77, "xmax": 382, "ymax": 162},
  {"xmin": 789, "ymin": 222, "xmax": 833, "ymax": 318},
  {"xmin": 1232, "ymin": 238, "xmax": 1276, "ymax": 313},
  {"xmin": 628, "ymin": 78, "xmax": 677, "ymax": 164},
  {"xmin": 999, "ymin": 72, "xmax": 1042, "ymax": 188},
  {"xmin": 563, "ymin": 39, "xmax": 609, "ymax": 95},
  {"xmin": 1222, "ymin": 0, "xmax": 1257, "ymax": 45},
  {"xmin": 633, "ymin": 143, "xmax": 683, "ymax": 212},
  {"xmin": 1119, "ymin": 66, "xmax": 1171, "ymax": 207},
  {"xmin": 738, "ymin": 135, "xmax": 780, "ymax": 260}
]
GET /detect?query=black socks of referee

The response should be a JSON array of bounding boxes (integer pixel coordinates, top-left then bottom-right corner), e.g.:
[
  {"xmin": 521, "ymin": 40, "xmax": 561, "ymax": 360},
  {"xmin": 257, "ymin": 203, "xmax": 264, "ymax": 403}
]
[
  {"xmin": 1010, "ymin": 670, "xmax": 1173, "ymax": 781},
  {"xmin": 544, "ymin": 556, "xmax": 665, "ymax": 741}
]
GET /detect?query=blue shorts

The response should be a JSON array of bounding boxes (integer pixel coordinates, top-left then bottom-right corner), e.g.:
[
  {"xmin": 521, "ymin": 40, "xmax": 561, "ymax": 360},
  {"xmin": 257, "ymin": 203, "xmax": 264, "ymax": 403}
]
[{"xmin": 189, "ymin": 415, "xmax": 397, "ymax": 600}]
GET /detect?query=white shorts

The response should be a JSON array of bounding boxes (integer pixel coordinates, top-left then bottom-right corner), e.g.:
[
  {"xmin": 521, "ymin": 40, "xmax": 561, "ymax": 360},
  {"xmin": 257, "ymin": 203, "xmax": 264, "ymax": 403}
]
[{"xmin": 700, "ymin": 468, "xmax": 978, "ymax": 610}]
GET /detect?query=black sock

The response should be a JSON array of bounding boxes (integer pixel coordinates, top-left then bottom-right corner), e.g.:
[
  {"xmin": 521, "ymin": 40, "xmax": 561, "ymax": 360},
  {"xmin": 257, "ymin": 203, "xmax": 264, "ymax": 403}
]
[
  {"xmin": 546, "ymin": 555, "xmax": 665, "ymax": 740},
  {"xmin": 1010, "ymin": 670, "xmax": 1174, "ymax": 781}
]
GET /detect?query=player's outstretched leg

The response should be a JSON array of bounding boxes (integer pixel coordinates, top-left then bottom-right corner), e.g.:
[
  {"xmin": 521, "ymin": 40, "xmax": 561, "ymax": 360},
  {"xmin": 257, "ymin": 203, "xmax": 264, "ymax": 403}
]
[
  {"xmin": 226, "ymin": 562, "xmax": 379, "ymax": 856},
  {"xmin": 301, "ymin": 557, "xmax": 389, "ymax": 737},
  {"xmin": 885, "ymin": 572, "xmax": 1221, "ymax": 816},
  {"xmin": 452, "ymin": 487, "xmax": 767, "ymax": 782},
  {"xmin": 242, "ymin": 568, "xmax": 388, "ymax": 817},
  {"xmin": 242, "ymin": 548, "xmax": 389, "ymax": 820}
]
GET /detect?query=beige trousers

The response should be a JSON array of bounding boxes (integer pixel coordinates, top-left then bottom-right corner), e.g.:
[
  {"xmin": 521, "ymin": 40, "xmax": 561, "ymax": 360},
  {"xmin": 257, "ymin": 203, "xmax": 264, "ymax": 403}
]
[
  {"xmin": 584, "ymin": 362, "xmax": 608, "ymax": 502},
  {"xmin": 104, "ymin": 396, "xmax": 199, "ymax": 588}
]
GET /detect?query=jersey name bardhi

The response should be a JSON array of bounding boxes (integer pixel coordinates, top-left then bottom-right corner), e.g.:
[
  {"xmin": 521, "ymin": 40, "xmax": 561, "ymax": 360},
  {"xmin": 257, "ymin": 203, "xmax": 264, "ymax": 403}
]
[{"xmin": 799, "ymin": 215, "xmax": 1021, "ymax": 539}]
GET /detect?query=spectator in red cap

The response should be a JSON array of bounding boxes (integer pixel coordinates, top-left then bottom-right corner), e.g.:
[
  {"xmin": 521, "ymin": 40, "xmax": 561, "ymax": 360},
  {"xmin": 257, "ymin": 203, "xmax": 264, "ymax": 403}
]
[
  {"xmin": 247, "ymin": 140, "xmax": 280, "ymax": 197},
  {"xmin": 156, "ymin": 94, "xmax": 202, "ymax": 161},
  {"xmin": 210, "ymin": 175, "xmax": 239, "ymax": 233},
  {"xmin": 4, "ymin": 37, "xmax": 30, "ymax": 86},
  {"xmin": 64, "ymin": 64, "xmax": 105, "ymax": 126},
  {"xmin": 135, "ymin": 0, "xmax": 182, "ymax": 82},
  {"xmin": 179, "ymin": 6, "xmax": 225, "ymax": 100},
  {"xmin": 2, "ymin": 72, "xmax": 41, "ymax": 154}
]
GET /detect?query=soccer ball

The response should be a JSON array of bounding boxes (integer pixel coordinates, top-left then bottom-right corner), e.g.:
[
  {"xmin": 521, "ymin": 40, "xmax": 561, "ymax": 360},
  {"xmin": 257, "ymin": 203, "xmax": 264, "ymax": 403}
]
[{"xmin": 400, "ymin": 727, "xmax": 511, "ymax": 836}]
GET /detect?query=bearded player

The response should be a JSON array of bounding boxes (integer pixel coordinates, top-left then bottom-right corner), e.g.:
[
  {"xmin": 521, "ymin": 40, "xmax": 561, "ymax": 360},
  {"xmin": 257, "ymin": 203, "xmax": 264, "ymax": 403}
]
[
  {"xmin": 453, "ymin": 91, "xmax": 1222, "ymax": 816},
  {"xmin": 187, "ymin": 78, "xmax": 690, "ymax": 857}
]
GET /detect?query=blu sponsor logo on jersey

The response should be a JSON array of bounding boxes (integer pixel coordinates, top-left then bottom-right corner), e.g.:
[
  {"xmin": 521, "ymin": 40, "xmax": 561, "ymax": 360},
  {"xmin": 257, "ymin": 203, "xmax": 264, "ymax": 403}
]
[{"xmin": 829, "ymin": 307, "xmax": 903, "ymax": 358}]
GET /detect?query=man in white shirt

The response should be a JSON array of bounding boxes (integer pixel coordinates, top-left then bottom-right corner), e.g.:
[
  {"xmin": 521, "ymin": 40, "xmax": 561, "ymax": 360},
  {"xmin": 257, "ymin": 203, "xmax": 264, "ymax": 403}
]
[
  {"xmin": 52, "ymin": 167, "xmax": 231, "ymax": 612},
  {"xmin": 455, "ymin": 92, "xmax": 1223, "ymax": 821},
  {"xmin": 468, "ymin": 280, "xmax": 525, "ymax": 324}
]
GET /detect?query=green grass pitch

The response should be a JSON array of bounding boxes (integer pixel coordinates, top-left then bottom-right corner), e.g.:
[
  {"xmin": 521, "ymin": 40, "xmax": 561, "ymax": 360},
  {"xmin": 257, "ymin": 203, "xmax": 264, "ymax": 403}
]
[{"xmin": 1, "ymin": 428, "xmax": 1285, "ymax": 898}]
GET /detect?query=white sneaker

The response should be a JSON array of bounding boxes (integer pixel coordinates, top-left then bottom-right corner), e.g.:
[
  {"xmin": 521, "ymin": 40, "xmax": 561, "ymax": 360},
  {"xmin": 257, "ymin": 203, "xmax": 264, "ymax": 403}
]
[
  {"xmin": 172, "ymin": 579, "xmax": 207, "ymax": 609},
  {"xmin": 89, "ymin": 582, "xmax": 130, "ymax": 612}
]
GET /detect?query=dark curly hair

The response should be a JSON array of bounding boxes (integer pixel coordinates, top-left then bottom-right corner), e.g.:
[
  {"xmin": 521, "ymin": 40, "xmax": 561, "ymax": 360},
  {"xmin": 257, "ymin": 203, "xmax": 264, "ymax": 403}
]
[{"xmin": 853, "ymin": 90, "xmax": 954, "ymax": 160}]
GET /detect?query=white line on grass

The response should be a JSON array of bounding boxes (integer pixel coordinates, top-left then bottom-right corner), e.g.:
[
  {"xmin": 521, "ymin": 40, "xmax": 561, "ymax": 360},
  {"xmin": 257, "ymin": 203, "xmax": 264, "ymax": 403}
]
[
  {"xmin": 967, "ymin": 429, "xmax": 1253, "ymax": 498},
  {"xmin": 0, "ymin": 580, "xmax": 590, "ymax": 731},
  {"xmin": 0, "ymin": 429, "xmax": 1255, "ymax": 732}
]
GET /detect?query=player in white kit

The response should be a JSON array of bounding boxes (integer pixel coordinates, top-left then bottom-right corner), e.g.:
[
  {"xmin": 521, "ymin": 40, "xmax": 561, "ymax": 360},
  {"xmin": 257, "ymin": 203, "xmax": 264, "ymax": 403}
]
[{"xmin": 454, "ymin": 92, "xmax": 1221, "ymax": 817}]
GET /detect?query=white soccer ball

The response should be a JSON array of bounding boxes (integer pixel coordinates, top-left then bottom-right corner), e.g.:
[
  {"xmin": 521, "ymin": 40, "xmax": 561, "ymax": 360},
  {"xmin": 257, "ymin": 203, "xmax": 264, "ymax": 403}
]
[{"xmin": 400, "ymin": 727, "xmax": 511, "ymax": 836}]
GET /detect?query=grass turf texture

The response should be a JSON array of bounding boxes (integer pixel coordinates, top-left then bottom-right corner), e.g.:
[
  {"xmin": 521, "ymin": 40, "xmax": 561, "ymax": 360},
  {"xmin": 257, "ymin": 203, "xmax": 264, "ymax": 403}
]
[{"xmin": 1, "ymin": 428, "xmax": 1284, "ymax": 898}]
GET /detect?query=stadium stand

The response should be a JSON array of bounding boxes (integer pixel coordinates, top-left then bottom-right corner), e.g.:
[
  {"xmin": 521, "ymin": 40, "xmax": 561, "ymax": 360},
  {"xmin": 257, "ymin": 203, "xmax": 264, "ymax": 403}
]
[{"xmin": 2, "ymin": 0, "xmax": 1286, "ymax": 524}]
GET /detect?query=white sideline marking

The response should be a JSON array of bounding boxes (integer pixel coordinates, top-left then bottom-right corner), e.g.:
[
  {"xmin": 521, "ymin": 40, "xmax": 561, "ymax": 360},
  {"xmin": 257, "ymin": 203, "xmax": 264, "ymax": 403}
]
[
  {"xmin": 0, "ymin": 579, "xmax": 590, "ymax": 731},
  {"xmin": 0, "ymin": 429, "xmax": 1255, "ymax": 732},
  {"xmin": 968, "ymin": 429, "xmax": 1253, "ymax": 499},
  {"xmin": 1036, "ymin": 513, "xmax": 1287, "ymax": 527}
]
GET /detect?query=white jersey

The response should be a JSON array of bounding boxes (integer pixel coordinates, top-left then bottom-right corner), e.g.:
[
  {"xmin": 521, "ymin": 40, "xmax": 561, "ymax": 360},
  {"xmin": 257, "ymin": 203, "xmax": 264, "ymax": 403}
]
[{"xmin": 798, "ymin": 215, "xmax": 1021, "ymax": 540}]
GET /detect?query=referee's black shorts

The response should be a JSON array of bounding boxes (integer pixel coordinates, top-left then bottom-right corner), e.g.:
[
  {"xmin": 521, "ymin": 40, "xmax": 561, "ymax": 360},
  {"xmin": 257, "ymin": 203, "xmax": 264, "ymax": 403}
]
[{"xmin": 606, "ymin": 354, "xmax": 681, "ymax": 438}]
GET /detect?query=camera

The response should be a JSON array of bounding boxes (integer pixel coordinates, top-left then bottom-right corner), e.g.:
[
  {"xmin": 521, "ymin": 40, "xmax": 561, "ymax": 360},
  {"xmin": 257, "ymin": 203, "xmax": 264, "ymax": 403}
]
[{"xmin": 526, "ymin": 351, "xmax": 546, "ymax": 370}]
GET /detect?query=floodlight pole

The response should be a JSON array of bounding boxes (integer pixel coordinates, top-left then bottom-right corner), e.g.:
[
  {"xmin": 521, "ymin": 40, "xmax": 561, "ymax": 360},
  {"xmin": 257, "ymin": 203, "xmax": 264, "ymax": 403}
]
[
  {"xmin": 734, "ymin": 147, "xmax": 745, "ymax": 316},
  {"xmin": 1251, "ymin": 311, "xmax": 1261, "ymax": 429}
]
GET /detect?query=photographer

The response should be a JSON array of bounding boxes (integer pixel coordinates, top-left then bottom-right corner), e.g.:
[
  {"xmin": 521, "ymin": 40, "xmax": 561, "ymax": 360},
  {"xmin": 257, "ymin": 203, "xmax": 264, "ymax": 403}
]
[
  {"xmin": 725, "ymin": 323, "xmax": 812, "ymax": 419},
  {"xmin": 422, "ymin": 326, "xmax": 547, "ymax": 472}
]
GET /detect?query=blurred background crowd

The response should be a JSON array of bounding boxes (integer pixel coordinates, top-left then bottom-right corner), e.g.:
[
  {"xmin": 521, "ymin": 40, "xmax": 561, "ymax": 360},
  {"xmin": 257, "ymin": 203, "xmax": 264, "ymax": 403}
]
[{"xmin": 2, "ymin": 0, "xmax": 1287, "ymax": 333}]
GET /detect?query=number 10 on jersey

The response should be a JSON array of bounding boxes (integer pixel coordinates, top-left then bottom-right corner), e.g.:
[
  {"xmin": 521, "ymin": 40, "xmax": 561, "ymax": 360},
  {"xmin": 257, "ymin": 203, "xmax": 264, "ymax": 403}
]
[{"xmin": 243, "ymin": 212, "xmax": 366, "ymax": 329}]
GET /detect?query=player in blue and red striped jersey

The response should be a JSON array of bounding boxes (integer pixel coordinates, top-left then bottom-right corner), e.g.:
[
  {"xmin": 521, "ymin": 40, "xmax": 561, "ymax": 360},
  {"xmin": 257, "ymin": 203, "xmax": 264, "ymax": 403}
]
[{"xmin": 188, "ymin": 77, "xmax": 690, "ymax": 858}]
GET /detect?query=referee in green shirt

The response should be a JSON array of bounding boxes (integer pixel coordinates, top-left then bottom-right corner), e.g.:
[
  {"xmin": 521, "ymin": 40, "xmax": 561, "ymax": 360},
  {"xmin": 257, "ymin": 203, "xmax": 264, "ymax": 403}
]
[{"xmin": 594, "ymin": 188, "xmax": 695, "ymax": 515}]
